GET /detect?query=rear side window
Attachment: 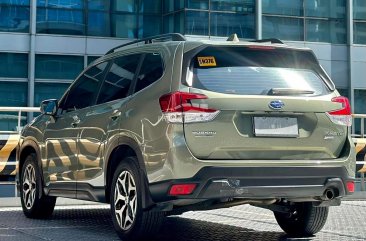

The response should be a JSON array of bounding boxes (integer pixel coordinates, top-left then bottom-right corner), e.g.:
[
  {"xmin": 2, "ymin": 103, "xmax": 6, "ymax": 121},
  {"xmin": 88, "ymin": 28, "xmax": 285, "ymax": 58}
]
[
  {"xmin": 97, "ymin": 54, "xmax": 141, "ymax": 104},
  {"xmin": 62, "ymin": 62, "xmax": 108, "ymax": 111},
  {"xmin": 186, "ymin": 47, "xmax": 331, "ymax": 96},
  {"xmin": 134, "ymin": 53, "xmax": 164, "ymax": 93}
]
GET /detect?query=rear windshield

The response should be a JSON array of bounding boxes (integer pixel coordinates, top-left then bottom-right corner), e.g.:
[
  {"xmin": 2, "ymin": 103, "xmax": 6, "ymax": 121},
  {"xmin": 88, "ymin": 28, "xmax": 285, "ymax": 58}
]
[{"xmin": 185, "ymin": 46, "xmax": 331, "ymax": 96}]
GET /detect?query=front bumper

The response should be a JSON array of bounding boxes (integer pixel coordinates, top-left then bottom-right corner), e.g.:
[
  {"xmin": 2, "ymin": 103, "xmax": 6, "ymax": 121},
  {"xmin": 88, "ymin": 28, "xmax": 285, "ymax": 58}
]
[{"xmin": 149, "ymin": 166, "xmax": 354, "ymax": 203}]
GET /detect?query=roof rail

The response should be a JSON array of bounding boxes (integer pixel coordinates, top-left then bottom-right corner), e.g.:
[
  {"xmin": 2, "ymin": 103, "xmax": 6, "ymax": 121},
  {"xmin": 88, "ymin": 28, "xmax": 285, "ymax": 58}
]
[
  {"xmin": 106, "ymin": 33, "xmax": 186, "ymax": 55},
  {"xmin": 251, "ymin": 38, "xmax": 284, "ymax": 44}
]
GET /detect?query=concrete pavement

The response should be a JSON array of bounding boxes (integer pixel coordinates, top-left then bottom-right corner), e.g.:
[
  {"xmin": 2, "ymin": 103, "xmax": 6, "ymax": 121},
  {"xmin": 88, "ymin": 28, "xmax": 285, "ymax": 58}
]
[{"xmin": 0, "ymin": 201, "xmax": 365, "ymax": 241}]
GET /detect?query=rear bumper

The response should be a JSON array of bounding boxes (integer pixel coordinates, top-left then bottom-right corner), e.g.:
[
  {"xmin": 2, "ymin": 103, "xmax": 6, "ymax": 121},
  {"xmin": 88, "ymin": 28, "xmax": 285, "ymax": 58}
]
[{"xmin": 149, "ymin": 166, "xmax": 354, "ymax": 203}]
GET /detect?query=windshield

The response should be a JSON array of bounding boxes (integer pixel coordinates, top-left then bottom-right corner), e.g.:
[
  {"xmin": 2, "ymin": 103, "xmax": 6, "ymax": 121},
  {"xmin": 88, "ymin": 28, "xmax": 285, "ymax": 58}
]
[{"xmin": 186, "ymin": 46, "xmax": 331, "ymax": 96}]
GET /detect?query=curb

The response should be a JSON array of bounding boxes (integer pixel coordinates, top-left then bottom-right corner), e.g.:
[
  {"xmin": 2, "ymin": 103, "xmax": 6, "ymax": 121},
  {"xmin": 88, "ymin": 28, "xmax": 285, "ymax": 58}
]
[
  {"xmin": 343, "ymin": 191, "xmax": 366, "ymax": 200},
  {"xmin": 0, "ymin": 197, "xmax": 103, "ymax": 208}
]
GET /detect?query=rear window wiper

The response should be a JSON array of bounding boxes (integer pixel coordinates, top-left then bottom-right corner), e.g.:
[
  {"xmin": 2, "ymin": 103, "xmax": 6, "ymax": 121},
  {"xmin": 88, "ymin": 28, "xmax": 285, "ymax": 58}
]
[{"xmin": 267, "ymin": 88, "xmax": 315, "ymax": 96}]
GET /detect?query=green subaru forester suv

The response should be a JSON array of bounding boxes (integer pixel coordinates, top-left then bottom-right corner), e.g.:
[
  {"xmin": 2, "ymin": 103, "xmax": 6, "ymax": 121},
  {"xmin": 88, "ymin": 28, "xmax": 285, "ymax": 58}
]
[{"xmin": 17, "ymin": 34, "xmax": 356, "ymax": 240}]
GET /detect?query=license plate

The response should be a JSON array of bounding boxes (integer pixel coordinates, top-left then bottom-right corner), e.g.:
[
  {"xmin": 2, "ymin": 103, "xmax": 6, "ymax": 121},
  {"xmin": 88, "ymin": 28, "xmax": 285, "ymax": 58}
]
[{"xmin": 254, "ymin": 117, "xmax": 298, "ymax": 137}]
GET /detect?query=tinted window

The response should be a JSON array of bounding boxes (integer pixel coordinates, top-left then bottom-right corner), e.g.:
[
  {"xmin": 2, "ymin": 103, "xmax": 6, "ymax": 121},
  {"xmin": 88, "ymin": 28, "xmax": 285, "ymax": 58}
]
[
  {"xmin": 0, "ymin": 5, "xmax": 30, "ymax": 33},
  {"xmin": 0, "ymin": 53, "xmax": 28, "ymax": 78},
  {"xmin": 37, "ymin": 8, "xmax": 85, "ymax": 35},
  {"xmin": 0, "ymin": 82, "xmax": 27, "ymax": 132},
  {"xmin": 140, "ymin": 0, "xmax": 162, "ymax": 13},
  {"xmin": 35, "ymin": 54, "xmax": 84, "ymax": 80},
  {"xmin": 354, "ymin": 22, "xmax": 366, "ymax": 44},
  {"xmin": 210, "ymin": 0, "xmax": 255, "ymax": 13},
  {"xmin": 113, "ymin": 0, "xmax": 136, "ymax": 12},
  {"xmin": 163, "ymin": 0, "xmax": 184, "ymax": 13},
  {"xmin": 138, "ymin": 15, "xmax": 161, "ymax": 38},
  {"xmin": 263, "ymin": 16, "xmax": 304, "ymax": 41},
  {"xmin": 163, "ymin": 11, "xmax": 184, "ymax": 33},
  {"xmin": 63, "ymin": 62, "xmax": 108, "ymax": 111},
  {"xmin": 87, "ymin": 55, "xmax": 101, "ymax": 64},
  {"xmin": 186, "ymin": 11, "xmax": 209, "ymax": 36},
  {"xmin": 305, "ymin": 0, "xmax": 346, "ymax": 19},
  {"xmin": 186, "ymin": 0, "xmax": 209, "ymax": 10},
  {"xmin": 34, "ymin": 82, "xmax": 70, "ymax": 107},
  {"xmin": 306, "ymin": 19, "xmax": 346, "ymax": 44},
  {"xmin": 0, "ymin": 81, "xmax": 27, "ymax": 107},
  {"xmin": 210, "ymin": 12, "xmax": 255, "ymax": 39},
  {"xmin": 97, "ymin": 54, "xmax": 141, "ymax": 104},
  {"xmin": 186, "ymin": 47, "xmax": 330, "ymax": 96},
  {"xmin": 134, "ymin": 53, "xmax": 164, "ymax": 93},
  {"xmin": 355, "ymin": 89, "xmax": 366, "ymax": 135},
  {"xmin": 354, "ymin": 0, "xmax": 366, "ymax": 20},
  {"xmin": 262, "ymin": 0, "xmax": 303, "ymax": 16}
]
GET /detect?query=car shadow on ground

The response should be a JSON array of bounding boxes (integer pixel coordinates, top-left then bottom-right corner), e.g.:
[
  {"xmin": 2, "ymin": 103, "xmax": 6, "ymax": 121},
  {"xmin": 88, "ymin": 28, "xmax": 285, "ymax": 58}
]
[
  {"xmin": 0, "ymin": 208, "xmax": 311, "ymax": 241},
  {"xmin": 158, "ymin": 216, "xmax": 304, "ymax": 241}
]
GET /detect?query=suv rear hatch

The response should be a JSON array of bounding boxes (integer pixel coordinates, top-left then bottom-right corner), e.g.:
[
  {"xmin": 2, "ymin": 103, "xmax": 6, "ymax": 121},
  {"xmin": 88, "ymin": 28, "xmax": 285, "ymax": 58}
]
[{"xmin": 175, "ymin": 45, "xmax": 351, "ymax": 160}]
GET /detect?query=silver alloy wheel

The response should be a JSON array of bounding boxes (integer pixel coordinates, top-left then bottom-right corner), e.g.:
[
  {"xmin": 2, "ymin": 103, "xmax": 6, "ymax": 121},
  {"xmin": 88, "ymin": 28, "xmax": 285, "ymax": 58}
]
[
  {"xmin": 114, "ymin": 170, "xmax": 137, "ymax": 230},
  {"xmin": 23, "ymin": 164, "xmax": 36, "ymax": 209}
]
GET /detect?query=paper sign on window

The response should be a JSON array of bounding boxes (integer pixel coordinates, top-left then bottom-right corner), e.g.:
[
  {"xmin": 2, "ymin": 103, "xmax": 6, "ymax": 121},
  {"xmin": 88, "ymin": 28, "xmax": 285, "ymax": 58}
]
[{"xmin": 197, "ymin": 56, "xmax": 217, "ymax": 67}]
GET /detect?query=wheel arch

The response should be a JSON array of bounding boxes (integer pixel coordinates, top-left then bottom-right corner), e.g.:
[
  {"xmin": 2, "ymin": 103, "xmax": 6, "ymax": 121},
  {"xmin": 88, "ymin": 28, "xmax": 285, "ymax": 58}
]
[
  {"xmin": 18, "ymin": 138, "xmax": 44, "ymax": 191},
  {"xmin": 105, "ymin": 136, "xmax": 154, "ymax": 208}
]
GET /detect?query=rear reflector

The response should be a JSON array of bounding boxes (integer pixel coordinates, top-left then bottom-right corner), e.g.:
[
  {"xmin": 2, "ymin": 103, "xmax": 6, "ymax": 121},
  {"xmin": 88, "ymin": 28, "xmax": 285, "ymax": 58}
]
[
  {"xmin": 169, "ymin": 184, "xmax": 197, "ymax": 195},
  {"xmin": 159, "ymin": 91, "xmax": 220, "ymax": 123},
  {"xmin": 326, "ymin": 96, "xmax": 352, "ymax": 126},
  {"xmin": 346, "ymin": 181, "xmax": 355, "ymax": 193}
]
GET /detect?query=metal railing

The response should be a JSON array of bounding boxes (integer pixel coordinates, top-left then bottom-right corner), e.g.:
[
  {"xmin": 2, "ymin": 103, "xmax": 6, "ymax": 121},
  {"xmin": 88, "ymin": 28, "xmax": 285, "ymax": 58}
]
[
  {"xmin": 0, "ymin": 181, "xmax": 18, "ymax": 197},
  {"xmin": 352, "ymin": 114, "xmax": 366, "ymax": 192},
  {"xmin": 0, "ymin": 107, "xmax": 40, "ymax": 134},
  {"xmin": 352, "ymin": 114, "xmax": 366, "ymax": 138},
  {"xmin": 0, "ymin": 107, "xmax": 40, "ymax": 198}
]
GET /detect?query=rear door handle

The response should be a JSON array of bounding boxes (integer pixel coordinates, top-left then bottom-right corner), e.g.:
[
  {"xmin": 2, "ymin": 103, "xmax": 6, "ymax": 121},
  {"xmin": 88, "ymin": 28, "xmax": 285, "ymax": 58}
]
[
  {"xmin": 71, "ymin": 121, "xmax": 79, "ymax": 128},
  {"xmin": 71, "ymin": 115, "xmax": 80, "ymax": 127},
  {"xmin": 110, "ymin": 111, "xmax": 121, "ymax": 121}
]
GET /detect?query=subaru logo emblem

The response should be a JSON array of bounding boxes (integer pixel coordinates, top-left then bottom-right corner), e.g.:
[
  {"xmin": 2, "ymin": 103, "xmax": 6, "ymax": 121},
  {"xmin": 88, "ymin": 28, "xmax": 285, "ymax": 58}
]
[{"xmin": 269, "ymin": 100, "xmax": 285, "ymax": 110}]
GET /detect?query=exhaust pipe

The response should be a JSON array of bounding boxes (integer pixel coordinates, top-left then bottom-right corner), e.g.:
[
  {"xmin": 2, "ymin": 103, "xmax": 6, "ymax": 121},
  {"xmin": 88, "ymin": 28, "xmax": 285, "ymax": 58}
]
[{"xmin": 322, "ymin": 188, "xmax": 336, "ymax": 200}]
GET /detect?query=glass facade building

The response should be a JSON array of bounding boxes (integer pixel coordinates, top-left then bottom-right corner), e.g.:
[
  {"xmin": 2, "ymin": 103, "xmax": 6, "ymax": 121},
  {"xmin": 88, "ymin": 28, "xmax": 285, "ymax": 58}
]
[
  {"xmin": 262, "ymin": 0, "xmax": 347, "ymax": 43},
  {"xmin": 0, "ymin": 0, "xmax": 365, "ymax": 132},
  {"xmin": 35, "ymin": 0, "xmax": 162, "ymax": 38},
  {"xmin": 163, "ymin": 0, "xmax": 255, "ymax": 38}
]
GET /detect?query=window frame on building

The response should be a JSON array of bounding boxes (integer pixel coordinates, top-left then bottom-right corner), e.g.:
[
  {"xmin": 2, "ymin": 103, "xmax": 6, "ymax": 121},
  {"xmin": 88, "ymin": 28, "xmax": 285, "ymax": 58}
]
[
  {"xmin": 262, "ymin": 0, "xmax": 347, "ymax": 44},
  {"xmin": 162, "ymin": 0, "xmax": 256, "ymax": 39}
]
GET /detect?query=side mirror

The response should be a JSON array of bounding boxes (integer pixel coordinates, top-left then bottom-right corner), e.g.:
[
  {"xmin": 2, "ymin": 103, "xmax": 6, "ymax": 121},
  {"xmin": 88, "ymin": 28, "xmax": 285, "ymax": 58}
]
[{"xmin": 41, "ymin": 99, "xmax": 58, "ymax": 116}]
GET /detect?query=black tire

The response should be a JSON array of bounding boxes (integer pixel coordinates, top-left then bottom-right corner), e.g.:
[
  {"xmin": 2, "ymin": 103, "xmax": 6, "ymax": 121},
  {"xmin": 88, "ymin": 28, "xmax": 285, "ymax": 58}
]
[
  {"xmin": 274, "ymin": 202, "xmax": 329, "ymax": 237},
  {"xmin": 110, "ymin": 156, "xmax": 164, "ymax": 241},
  {"xmin": 20, "ymin": 153, "xmax": 56, "ymax": 219}
]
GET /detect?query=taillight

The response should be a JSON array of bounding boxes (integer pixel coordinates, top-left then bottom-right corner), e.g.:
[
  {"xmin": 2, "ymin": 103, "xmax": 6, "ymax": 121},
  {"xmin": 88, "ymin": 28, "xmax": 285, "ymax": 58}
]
[
  {"xmin": 169, "ymin": 184, "xmax": 197, "ymax": 195},
  {"xmin": 159, "ymin": 91, "xmax": 220, "ymax": 123},
  {"xmin": 346, "ymin": 181, "xmax": 355, "ymax": 193},
  {"xmin": 326, "ymin": 96, "xmax": 352, "ymax": 126}
]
